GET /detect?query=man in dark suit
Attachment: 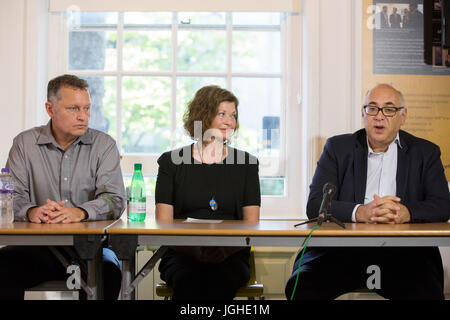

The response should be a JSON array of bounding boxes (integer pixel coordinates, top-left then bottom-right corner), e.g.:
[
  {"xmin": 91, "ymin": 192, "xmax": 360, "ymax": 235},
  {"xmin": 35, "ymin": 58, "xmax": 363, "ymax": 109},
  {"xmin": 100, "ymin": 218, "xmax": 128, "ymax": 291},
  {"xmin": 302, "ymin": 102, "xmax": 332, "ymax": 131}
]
[
  {"xmin": 408, "ymin": 3, "xmax": 423, "ymax": 30},
  {"xmin": 389, "ymin": 7, "xmax": 402, "ymax": 28},
  {"xmin": 375, "ymin": 6, "xmax": 390, "ymax": 29},
  {"xmin": 285, "ymin": 84, "xmax": 450, "ymax": 300}
]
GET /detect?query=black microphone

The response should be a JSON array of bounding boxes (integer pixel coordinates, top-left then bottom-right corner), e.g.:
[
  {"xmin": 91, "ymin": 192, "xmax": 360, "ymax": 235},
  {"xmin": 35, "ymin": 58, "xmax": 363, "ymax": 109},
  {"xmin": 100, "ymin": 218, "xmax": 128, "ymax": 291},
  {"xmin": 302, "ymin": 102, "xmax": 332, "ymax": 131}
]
[
  {"xmin": 294, "ymin": 182, "xmax": 344, "ymax": 228},
  {"xmin": 317, "ymin": 183, "xmax": 337, "ymax": 223}
]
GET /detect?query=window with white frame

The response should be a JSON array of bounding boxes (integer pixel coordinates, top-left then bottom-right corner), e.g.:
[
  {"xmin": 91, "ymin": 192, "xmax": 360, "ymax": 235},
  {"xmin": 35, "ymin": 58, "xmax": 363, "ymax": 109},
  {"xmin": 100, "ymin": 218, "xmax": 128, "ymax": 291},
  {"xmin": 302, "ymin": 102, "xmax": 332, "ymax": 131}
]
[{"xmin": 48, "ymin": 2, "xmax": 302, "ymax": 217}]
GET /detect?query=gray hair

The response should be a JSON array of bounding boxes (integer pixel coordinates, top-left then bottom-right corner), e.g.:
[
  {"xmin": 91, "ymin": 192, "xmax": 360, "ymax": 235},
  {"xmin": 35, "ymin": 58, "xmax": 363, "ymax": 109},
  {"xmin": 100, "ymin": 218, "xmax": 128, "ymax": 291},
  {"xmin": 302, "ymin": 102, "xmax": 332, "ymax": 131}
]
[{"xmin": 47, "ymin": 74, "xmax": 89, "ymax": 103}]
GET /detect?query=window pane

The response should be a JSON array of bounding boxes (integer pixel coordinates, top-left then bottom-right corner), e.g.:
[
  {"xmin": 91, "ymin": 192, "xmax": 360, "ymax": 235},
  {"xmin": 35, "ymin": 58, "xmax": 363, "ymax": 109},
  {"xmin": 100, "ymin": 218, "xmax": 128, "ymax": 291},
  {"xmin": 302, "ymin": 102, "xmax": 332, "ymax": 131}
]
[
  {"xmin": 260, "ymin": 177, "xmax": 285, "ymax": 196},
  {"xmin": 69, "ymin": 31, "xmax": 117, "ymax": 70},
  {"xmin": 124, "ymin": 176, "xmax": 156, "ymax": 197},
  {"xmin": 175, "ymin": 77, "xmax": 227, "ymax": 148},
  {"xmin": 124, "ymin": 12, "xmax": 172, "ymax": 25},
  {"xmin": 232, "ymin": 77, "xmax": 281, "ymax": 155},
  {"xmin": 232, "ymin": 13, "xmax": 280, "ymax": 26},
  {"xmin": 122, "ymin": 77, "xmax": 171, "ymax": 153},
  {"xmin": 178, "ymin": 12, "xmax": 225, "ymax": 25},
  {"xmin": 123, "ymin": 31, "xmax": 172, "ymax": 71},
  {"xmin": 232, "ymin": 31, "xmax": 280, "ymax": 73},
  {"xmin": 78, "ymin": 76, "xmax": 117, "ymax": 138},
  {"xmin": 177, "ymin": 30, "xmax": 226, "ymax": 72}
]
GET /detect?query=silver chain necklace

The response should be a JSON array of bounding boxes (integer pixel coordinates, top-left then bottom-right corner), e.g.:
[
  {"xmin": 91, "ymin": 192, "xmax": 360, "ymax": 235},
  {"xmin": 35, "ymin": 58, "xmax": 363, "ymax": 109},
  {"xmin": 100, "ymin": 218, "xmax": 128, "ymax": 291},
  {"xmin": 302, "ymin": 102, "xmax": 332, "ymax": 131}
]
[{"xmin": 196, "ymin": 141, "xmax": 221, "ymax": 211}]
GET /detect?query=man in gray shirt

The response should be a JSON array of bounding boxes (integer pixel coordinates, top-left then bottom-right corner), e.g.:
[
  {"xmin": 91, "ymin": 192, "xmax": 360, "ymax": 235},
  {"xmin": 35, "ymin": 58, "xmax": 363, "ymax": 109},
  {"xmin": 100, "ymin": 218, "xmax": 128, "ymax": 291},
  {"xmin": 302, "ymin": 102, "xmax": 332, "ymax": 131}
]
[{"xmin": 0, "ymin": 74, "xmax": 126, "ymax": 299}]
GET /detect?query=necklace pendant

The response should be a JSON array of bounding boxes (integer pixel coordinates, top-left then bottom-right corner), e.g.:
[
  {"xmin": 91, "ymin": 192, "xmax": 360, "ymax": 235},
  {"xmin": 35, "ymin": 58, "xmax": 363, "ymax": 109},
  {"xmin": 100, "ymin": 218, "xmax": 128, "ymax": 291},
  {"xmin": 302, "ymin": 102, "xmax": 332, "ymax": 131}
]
[{"xmin": 209, "ymin": 198, "xmax": 218, "ymax": 211}]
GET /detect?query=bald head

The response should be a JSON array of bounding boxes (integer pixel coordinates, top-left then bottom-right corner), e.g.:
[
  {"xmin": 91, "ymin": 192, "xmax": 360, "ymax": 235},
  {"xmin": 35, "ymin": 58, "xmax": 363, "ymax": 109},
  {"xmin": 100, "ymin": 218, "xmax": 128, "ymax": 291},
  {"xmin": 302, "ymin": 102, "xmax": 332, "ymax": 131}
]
[{"xmin": 364, "ymin": 84, "xmax": 405, "ymax": 109}]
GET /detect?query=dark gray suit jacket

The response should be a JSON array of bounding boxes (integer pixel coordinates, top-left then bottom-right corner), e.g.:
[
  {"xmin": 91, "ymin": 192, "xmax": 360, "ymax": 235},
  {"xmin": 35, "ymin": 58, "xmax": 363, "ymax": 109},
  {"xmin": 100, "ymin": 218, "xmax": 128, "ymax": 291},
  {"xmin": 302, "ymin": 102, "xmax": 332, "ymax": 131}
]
[{"xmin": 301, "ymin": 129, "xmax": 449, "ymax": 265}]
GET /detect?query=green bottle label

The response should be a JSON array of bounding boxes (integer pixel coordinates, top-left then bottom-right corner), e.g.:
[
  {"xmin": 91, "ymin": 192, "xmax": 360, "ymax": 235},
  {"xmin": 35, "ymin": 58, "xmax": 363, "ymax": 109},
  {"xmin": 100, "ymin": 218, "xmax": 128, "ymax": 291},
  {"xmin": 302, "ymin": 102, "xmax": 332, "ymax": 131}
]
[{"xmin": 129, "ymin": 202, "xmax": 146, "ymax": 213}]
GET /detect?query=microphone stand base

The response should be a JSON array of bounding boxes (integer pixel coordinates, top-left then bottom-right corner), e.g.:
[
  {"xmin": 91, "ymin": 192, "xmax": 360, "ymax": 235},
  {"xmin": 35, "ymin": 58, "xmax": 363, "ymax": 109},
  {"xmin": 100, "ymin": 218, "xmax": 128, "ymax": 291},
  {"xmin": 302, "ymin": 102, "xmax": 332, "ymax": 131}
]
[
  {"xmin": 294, "ymin": 215, "xmax": 345, "ymax": 229},
  {"xmin": 294, "ymin": 218, "xmax": 319, "ymax": 227}
]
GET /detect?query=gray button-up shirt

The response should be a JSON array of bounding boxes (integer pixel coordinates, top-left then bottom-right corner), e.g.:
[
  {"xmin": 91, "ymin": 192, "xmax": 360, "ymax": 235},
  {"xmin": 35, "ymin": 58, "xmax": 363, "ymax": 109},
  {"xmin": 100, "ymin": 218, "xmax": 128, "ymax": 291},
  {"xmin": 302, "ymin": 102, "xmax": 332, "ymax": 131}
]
[{"xmin": 6, "ymin": 121, "xmax": 126, "ymax": 221}]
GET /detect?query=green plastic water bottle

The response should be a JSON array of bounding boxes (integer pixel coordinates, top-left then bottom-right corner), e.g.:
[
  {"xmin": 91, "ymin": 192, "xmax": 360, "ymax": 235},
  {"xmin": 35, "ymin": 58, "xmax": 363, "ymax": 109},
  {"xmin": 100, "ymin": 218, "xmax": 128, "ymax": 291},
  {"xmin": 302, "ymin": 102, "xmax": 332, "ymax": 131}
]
[{"xmin": 128, "ymin": 163, "xmax": 146, "ymax": 222}]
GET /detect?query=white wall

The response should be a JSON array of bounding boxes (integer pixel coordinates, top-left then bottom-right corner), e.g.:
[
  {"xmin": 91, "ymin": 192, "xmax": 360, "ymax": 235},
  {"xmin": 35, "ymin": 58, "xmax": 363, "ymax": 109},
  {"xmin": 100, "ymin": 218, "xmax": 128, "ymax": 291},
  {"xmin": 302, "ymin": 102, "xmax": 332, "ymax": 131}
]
[
  {"xmin": 0, "ymin": 0, "xmax": 26, "ymax": 167},
  {"xmin": 0, "ymin": 0, "xmax": 48, "ymax": 167},
  {"xmin": 301, "ymin": 0, "xmax": 362, "ymax": 193}
]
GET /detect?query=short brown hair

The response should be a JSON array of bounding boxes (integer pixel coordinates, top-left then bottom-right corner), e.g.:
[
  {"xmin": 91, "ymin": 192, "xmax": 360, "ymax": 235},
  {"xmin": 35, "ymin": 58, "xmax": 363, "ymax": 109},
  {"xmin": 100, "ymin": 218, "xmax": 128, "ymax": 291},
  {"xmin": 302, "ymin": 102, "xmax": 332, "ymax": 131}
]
[
  {"xmin": 47, "ymin": 74, "xmax": 89, "ymax": 102},
  {"xmin": 183, "ymin": 85, "xmax": 239, "ymax": 139}
]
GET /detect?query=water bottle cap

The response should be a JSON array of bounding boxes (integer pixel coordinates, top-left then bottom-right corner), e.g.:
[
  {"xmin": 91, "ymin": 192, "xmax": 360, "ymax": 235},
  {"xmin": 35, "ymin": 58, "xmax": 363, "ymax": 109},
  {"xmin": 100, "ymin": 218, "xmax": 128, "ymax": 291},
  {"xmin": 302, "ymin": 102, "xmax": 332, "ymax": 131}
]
[
  {"xmin": 134, "ymin": 163, "xmax": 142, "ymax": 171},
  {"xmin": 1, "ymin": 168, "xmax": 10, "ymax": 173}
]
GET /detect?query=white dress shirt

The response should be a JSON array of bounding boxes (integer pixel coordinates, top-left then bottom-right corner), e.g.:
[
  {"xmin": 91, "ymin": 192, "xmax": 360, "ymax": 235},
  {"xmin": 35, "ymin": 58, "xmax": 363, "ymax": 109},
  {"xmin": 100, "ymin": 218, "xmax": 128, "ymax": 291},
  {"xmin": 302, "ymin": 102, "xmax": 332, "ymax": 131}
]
[{"xmin": 351, "ymin": 133, "xmax": 402, "ymax": 222}]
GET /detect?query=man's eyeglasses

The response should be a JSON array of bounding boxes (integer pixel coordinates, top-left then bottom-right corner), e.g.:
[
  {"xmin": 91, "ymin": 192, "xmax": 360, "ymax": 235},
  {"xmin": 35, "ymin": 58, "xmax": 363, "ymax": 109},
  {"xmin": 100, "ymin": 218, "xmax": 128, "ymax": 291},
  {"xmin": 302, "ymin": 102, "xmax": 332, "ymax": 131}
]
[{"xmin": 363, "ymin": 104, "xmax": 404, "ymax": 117}]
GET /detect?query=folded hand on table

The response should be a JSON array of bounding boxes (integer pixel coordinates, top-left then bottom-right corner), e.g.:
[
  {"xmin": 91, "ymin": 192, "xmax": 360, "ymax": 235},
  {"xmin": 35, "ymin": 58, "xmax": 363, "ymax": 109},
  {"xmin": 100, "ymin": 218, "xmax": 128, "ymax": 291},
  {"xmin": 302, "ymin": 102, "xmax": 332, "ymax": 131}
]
[
  {"xmin": 27, "ymin": 199, "xmax": 87, "ymax": 224},
  {"xmin": 356, "ymin": 194, "xmax": 411, "ymax": 224}
]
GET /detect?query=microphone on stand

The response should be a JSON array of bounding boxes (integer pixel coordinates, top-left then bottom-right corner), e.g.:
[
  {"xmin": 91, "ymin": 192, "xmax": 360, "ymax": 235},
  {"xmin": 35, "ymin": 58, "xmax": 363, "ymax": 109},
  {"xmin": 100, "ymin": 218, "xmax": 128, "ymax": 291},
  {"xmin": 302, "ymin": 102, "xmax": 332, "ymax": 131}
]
[
  {"xmin": 317, "ymin": 183, "xmax": 337, "ymax": 225},
  {"xmin": 295, "ymin": 182, "xmax": 345, "ymax": 228}
]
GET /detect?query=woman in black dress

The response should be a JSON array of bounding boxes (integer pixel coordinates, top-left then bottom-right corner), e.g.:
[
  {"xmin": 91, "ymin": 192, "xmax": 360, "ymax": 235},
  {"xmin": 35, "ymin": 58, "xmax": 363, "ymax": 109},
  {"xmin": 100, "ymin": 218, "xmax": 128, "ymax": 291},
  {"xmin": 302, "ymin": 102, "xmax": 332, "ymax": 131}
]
[{"xmin": 155, "ymin": 85, "xmax": 260, "ymax": 300}]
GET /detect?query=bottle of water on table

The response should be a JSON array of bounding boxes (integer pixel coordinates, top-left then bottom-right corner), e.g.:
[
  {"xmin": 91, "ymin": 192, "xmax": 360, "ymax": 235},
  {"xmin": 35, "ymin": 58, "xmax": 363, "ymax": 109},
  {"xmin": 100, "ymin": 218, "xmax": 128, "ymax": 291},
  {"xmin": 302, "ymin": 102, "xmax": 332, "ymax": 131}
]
[{"xmin": 129, "ymin": 163, "xmax": 146, "ymax": 222}]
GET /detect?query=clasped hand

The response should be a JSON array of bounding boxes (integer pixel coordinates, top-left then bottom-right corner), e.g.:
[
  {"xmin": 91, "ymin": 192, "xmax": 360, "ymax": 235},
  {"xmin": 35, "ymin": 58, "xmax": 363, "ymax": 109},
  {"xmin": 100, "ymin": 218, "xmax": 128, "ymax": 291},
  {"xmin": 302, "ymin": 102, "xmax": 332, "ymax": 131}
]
[
  {"xmin": 356, "ymin": 194, "xmax": 411, "ymax": 224},
  {"xmin": 27, "ymin": 199, "xmax": 86, "ymax": 224}
]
